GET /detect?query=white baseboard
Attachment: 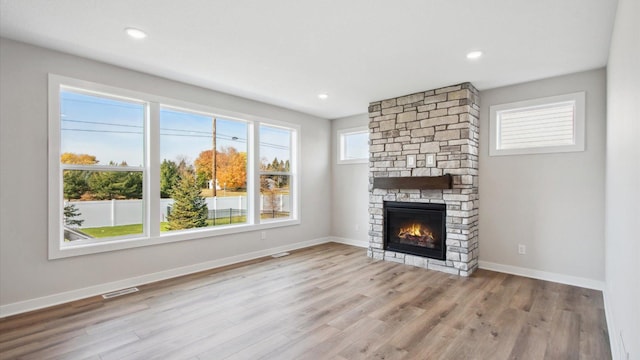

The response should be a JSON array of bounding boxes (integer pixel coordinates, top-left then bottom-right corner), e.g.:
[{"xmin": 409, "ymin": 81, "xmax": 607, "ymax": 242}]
[
  {"xmin": 0, "ymin": 237, "xmax": 331, "ymax": 318},
  {"xmin": 330, "ymin": 236, "xmax": 368, "ymax": 248},
  {"xmin": 478, "ymin": 260, "xmax": 605, "ymax": 291}
]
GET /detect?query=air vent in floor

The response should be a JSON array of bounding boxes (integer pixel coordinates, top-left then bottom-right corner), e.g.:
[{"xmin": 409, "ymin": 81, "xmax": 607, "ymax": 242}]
[
  {"xmin": 102, "ymin": 287, "xmax": 139, "ymax": 299},
  {"xmin": 271, "ymin": 252, "xmax": 290, "ymax": 258}
]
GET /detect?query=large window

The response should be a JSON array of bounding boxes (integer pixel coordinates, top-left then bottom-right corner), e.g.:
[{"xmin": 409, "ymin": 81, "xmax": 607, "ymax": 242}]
[
  {"xmin": 59, "ymin": 89, "xmax": 146, "ymax": 243},
  {"xmin": 489, "ymin": 92, "xmax": 585, "ymax": 156},
  {"xmin": 48, "ymin": 75, "xmax": 299, "ymax": 258},
  {"xmin": 159, "ymin": 108, "xmax": 249, "ymax": 232}
]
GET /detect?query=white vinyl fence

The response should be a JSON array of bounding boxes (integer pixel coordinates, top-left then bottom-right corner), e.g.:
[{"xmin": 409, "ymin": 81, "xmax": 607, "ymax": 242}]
[{"xmin": 66, "ymin": 195, "xmax": 290, "ymax": 228}]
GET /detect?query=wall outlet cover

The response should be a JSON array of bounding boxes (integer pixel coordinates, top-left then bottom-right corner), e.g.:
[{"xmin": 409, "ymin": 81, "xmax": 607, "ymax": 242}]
[
  {"xmin": 407, "ymin": 155, "xmax": 416, "ymax": 168},
  {"xmin": 426, "ymin": 154, "xmax": 435, "ymax": 166}
]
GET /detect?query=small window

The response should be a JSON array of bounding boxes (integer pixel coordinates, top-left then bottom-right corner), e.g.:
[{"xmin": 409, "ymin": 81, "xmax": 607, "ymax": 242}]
[
  {"xmin": 337, "ymin": 127, "xmax": 369, "ymax": 164},
  {"xmin": 489, "ymin": 92, "xmax": 585, "ymax": 156}
]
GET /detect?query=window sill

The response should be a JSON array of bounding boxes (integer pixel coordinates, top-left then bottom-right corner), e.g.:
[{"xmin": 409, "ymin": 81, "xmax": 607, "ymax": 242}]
[
  {"xmin": 50, "ymin": 219, "xmax": 301, "ymax": 259},
  {"xmin": 337, "ymin": 159, "xmax": 368, "ymax": 165},
  {"xmin": 489, "ymin": 144, "xmax": 584, "ymax": 157}
]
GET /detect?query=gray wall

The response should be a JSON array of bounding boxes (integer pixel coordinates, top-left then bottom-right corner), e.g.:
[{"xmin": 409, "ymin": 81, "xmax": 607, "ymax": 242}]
[
  {"xmin": 330, "ymin": 114, "xmax": 369, "ymax": 245},
  {"xmin": 0, "ymin": 38, "xmax": 331, "ymax": 308},
  {"xmin": 479, "ymin": 69, "xmax": 606, "ymax": 282},
  {"xmin": 605, "ymin": 0, "xmax": 640, "ymax": 357},
  {"xmin": 330, "ymin": 70, "xmax": 608, "ymax": 285}
]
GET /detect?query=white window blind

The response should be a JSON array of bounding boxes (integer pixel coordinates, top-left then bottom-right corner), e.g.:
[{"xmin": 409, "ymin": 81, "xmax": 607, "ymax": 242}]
[
  {"xmin": 498, "ymin": 101, "xmax": 575, "ymax": 150},
  {"xmin": 490, "ymin": 92, "xmax": 585, "ymax": 156}
]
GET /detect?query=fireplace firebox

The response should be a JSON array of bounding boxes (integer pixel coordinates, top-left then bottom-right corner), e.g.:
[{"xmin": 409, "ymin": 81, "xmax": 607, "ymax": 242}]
[{"xmin": 384, "ymin": 201, "xmax": 446, "ymax": 260}]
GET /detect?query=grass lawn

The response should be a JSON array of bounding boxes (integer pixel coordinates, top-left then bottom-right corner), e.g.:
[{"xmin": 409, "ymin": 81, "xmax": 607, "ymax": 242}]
[
  {"xmin": 82, "ymin": 216, "xmax": 247, "ymax": 238},
  {"xmin": 82, "ymin": 224, "xmax": 145, "ymax": 238}
]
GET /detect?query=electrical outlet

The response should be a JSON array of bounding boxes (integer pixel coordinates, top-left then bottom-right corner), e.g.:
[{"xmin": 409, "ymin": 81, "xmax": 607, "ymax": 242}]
[
  {"xmin": 355, "ymin": 224, "xmax": 359, "ymax": 231},
  {"xmin": 261, "ymin": 231, "xmax": 267, "ymax": 240},
  {"xmin": 407, "ymin": 155, "xmax": 416, "ymax": 168},
  {"xmin": 518, "ymin": 244, "xmax": 526, "ymax": 255},
  {"xmin": 426, "ymin": 154, "xmax": 435, "ymax": 166}
]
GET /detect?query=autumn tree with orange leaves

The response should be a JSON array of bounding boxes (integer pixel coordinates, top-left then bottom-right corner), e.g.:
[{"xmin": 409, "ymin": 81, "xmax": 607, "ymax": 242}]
[
  {"xmin": 61, "ymin": 152, "xmax": 98, "ymax": 165},
  {"xmin": 194, "ymin": 147, "xmax": 247, "ymax": 191}
]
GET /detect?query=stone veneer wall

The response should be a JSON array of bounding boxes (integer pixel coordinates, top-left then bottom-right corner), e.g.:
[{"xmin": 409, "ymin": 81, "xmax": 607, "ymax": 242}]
[{"xmin": 367, "ymin": 83, "xmax": 480, "ymax": 276}]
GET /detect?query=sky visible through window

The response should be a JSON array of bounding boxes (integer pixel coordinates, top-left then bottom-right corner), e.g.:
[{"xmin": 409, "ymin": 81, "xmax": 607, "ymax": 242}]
[
  {"xmin": 61, "ymin": 90, "xmax": 290, "ymax": 167},
  {"xmin": 259, "ymin": 125, "xmax": 291, "ymax": 168},
  {"xmin": 61, "ymin": 90, "xmax": 145, "ymax": 166},
  {"xmin": 344, "ymin": 131, "xmax": 368, "ymax": 160},
  {"xmin": 159, "ymin": 107, "xmax": 248, "ymax": 165}
]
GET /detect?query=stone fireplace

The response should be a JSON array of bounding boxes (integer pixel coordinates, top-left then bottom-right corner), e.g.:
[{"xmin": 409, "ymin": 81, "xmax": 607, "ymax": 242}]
[{"xmin": 367, "ymin": 83, "xmax": 480, "ymax": 276}]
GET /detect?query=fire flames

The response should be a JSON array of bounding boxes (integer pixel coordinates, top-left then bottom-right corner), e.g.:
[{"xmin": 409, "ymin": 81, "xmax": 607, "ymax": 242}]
[{"xmin": 397, "ymin": 223, "xmax": 436, "ymax": 247}]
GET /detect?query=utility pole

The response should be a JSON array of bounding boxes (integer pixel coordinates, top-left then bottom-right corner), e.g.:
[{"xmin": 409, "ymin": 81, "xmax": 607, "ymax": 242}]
[{"xmin": 212, "ymin": 117, "xmax": 217, "ymax": 197}]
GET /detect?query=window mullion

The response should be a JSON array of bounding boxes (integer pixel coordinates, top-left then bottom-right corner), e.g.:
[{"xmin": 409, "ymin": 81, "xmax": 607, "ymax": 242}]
[
  {"xmin": 148, "ymin": 102, "xmax": 161, "ymax": 238},
  {"xmin": 60, "ymin": 164, "xmax": 145, "ymax": 172},
  {"xmin": 251, "ymin": 121, "xmax": 260, "ymax": 224}
]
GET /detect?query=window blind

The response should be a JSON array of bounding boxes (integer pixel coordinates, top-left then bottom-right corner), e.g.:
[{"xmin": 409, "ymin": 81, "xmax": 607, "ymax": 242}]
[{"xmin": 497, "ymin": 101, "xmax": 575, "ymax": 150}]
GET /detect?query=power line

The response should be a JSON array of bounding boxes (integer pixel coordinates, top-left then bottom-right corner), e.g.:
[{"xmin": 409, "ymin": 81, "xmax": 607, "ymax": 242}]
[
  {"xmin": 61, "ymin": 128, "xmax": 288, "ymax": 149},
  {"xmin": 62, "ymin": 118, "xmax": 247, "ymax": 140},
  {"xmin": 63, "ymin": 119, "xmax": 142, "ymax": 128}
]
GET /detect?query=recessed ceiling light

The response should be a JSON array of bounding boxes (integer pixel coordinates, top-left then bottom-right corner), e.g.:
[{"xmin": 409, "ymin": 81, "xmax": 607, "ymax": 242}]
[
  {"xmin": 466, "ymin": 50, "xmax": 483, "ymax": 60},
  {"xmin": 125, "ymin": 27, "xmax": 147, "ymax": 39},
  {"xmin": 318, "ymin": 93, "xmax": 329, "ymax": 100}
]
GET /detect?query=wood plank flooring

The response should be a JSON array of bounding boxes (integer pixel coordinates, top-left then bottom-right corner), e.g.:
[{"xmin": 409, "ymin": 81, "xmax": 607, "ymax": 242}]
[{"xmin": 0, "ymin": 243, "xmax": 611, "ymax": 359}]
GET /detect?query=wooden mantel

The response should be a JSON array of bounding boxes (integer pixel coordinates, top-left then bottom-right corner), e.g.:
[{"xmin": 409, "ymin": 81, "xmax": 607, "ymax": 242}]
[{"xmin": 372, "ymin": 174, "xmax": 452, "ymax": 190}]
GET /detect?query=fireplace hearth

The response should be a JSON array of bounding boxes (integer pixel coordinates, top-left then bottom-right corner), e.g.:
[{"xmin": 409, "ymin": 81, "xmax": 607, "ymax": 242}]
[{"xmin": 384, "ymin": 201, "xmax": 446, "ymax": 260}]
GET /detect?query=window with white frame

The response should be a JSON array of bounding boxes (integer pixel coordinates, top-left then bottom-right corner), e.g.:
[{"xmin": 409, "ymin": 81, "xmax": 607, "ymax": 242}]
[
  {"xmin": 489, "ymin": 92, "xmax": 585, "ymax": 156},
  {"xmin": 259, "ymin": 124, "xmax": 295, "ymax": 220},
  {"xmin": 159, "ymin": 108, "xmax": 250, "ymax": 232},
  {"xmin": 337, "ymin": 127, "xmax": 368, "ymax": 164},
  {"xmin": 49, "ymin": 74, "xmax": 299, "ymax": 259}
]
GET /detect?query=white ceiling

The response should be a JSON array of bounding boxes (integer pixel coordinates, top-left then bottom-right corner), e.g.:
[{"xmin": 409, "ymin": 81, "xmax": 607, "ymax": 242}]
[{"xmin": 0, "ymin": 0, "xmax": 618, "ymax": 119}]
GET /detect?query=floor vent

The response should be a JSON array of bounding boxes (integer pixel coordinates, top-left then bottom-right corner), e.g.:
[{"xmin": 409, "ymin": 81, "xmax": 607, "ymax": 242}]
[
  {"xmin": 271, "ymin": 252, "xmax": 290, "ymax": 258},
  {"xmin": 101, "ymin": 287, "xmax": 139, "ymax": 299}
]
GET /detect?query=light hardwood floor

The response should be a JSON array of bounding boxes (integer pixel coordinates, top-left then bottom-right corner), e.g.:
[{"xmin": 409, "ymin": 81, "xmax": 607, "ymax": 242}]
[{"xmin": 0, "ymin": 243, "xmax": 611, "ymax": 359}]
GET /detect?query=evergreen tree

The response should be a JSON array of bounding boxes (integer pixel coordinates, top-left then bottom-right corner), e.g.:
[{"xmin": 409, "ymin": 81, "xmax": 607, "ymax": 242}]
[
  {"xmin": 88, "ymin": 171, "xmax": 142, "ymax": 200},
  {"xmin": 63, "ymin": 204, "xmax": 84, "ymax": 227},
  {"xmin": 167, "ymin": 172, "xmax": 208, "ymax": 230},
  {"xmin": 86, "ymin": 161, "xmax": 143, "ymax": 200},
  {"xmin": 63, "ymin": 170, "xmax": 89, "ymax": 200},
  {"xmin": 160, "ymin": 159, "xmax": 179, "ymax": 198},
  {"xmin": 121, "ymin": 172, "xmax": 143, "ymax": 199}
]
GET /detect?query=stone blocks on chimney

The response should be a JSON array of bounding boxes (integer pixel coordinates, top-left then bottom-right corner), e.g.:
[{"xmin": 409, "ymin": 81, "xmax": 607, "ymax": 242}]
[{"xmin": 368, "ymin": 83, "xmax": 480, "ymax": 276}]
